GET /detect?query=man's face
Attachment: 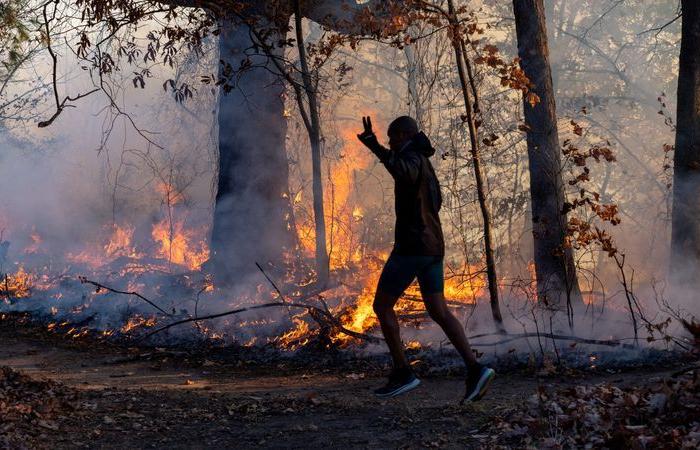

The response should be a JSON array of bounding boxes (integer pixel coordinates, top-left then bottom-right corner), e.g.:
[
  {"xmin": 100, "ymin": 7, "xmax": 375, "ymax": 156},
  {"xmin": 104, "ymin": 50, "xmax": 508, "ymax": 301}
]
[{"xmin": 388, "ymin": 129, "xmax": 410, "ymax": 152}]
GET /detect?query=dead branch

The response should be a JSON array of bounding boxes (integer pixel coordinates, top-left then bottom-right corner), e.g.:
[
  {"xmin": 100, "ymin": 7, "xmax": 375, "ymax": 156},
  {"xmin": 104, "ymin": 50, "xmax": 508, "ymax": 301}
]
[
  {"xmin": 140, "ymin": 301, "xmax": 381, "ymax": 343},
  {"xmin": 613, "ymin": 253, "xmax": 639, "ymax": 343},
  {"xmin": 78, "ymin": 274, "xmax": 379, "ymax": 344},
  {"xmin": 465, "ymin": 332, "xmax": 636, "ymax": 349},
  {"xmin": 78, "ymin": 277, "xmax": 173, "ymax": 316},
  {"xmin": 38, "ymin": 1, "xmax": 99, "ymax": 128}
]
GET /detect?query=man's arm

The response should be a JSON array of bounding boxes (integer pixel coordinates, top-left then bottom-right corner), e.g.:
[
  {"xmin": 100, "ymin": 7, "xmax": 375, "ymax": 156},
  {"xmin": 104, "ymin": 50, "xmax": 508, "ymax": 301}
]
[{"xmin": 357, "ymin": 116, "xmax": 421, "ymax": 183}]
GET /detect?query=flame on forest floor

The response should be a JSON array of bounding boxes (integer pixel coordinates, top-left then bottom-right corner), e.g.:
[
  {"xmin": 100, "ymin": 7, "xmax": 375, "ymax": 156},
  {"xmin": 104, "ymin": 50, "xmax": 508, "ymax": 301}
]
[
  {"xmin": 1, "ymin": 266, "xmax": 32, "ymax": 298},
  {"xmin": 286, "ymin": 116, "xmax": 494, "ymax": 348},
  {"xmin": 104, "ymin": 224, "xmax": 141, "ymax": 259},
  {"xmin": 324, "ymin": 260, "xmax": 488, "ymax": 347},
  {"xmin": 2, "ymin": 118, "xmax": 505, "ymax": 351},
  {"xmin": 275, "ymin": 315, "xmax": 312, "ymax": 350},
  {"xmin": 121, "ymin": 315, "xmax": 157, "ymax": 333},
  {"xmin": 151, "ymin": 218, "xmax": 209, "ymax": 271}
]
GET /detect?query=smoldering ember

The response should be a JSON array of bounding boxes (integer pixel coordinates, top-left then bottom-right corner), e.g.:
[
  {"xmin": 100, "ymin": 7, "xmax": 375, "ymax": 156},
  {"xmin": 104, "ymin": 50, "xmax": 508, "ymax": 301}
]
[{"xmin": 1, "ymin": 0, "xmax": 700, "ymax": 448}]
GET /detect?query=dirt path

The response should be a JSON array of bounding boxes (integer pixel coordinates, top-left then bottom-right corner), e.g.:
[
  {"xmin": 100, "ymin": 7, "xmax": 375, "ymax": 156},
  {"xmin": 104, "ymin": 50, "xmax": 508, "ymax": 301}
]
[{"xmin": 0, "ymin": 321, "xmax": 685, "ymax": 449}]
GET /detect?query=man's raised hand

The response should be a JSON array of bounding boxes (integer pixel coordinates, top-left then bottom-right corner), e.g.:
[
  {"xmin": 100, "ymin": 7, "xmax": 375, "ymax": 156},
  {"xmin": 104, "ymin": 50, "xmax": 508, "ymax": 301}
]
[{"xmin": 357, "ymin": 116, "xmax": 375, "ymax": 141}]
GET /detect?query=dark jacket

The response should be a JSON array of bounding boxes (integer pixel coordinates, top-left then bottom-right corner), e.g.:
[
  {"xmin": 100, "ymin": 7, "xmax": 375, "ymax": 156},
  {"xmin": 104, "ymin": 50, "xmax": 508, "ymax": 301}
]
[{"xmin": 359, "ymin": 131, "xmax": 445, "ymax": 256}]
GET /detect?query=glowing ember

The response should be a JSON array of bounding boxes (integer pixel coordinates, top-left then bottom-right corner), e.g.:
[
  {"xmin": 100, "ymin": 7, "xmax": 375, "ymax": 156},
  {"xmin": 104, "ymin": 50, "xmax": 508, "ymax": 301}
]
[
  {"xmin": 406, "ymin": 340, "xmax": 422, "ymax": 350},
  {"xmin": 121, "ymin": 315, "xmax": 157, "ymax": 333}
]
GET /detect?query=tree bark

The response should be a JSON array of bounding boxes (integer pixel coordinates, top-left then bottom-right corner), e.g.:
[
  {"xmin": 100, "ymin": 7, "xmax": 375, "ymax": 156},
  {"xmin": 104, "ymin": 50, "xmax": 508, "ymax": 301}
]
[
  {"xmin": 512, "ymin": 0, "xmax": 583, "ymax": 312},
  {"xmin": 209, "ymin": 17, "xmax": 295, "ymax": 283},
  {"xmin": 671, "ymin": 1, "xmax": 700, "ymax": 284}
]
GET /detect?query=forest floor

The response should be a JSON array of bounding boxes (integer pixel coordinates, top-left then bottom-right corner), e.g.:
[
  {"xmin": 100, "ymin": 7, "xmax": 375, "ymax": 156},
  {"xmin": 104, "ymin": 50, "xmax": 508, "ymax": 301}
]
[{"xmin": 1, "ymin": 316, "xmax": 698, "ymax": 449}]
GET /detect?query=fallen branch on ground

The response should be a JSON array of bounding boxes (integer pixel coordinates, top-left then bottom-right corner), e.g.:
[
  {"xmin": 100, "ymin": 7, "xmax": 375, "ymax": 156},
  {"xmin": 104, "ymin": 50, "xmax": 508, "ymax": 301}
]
[
  {"xmin": 465, "ymin": 332, "xmax": 636, "ymax": 349},
  {"xmin": 78, "ymin": 275, "xmax": 380, "ymax": 343},
  {"xmin": 78, "ymin": 277, "xmax": 173, "ymax": 316},
  {"xmin": 140, "ymin": 301, "xmax": 381, "ymax": 343}
]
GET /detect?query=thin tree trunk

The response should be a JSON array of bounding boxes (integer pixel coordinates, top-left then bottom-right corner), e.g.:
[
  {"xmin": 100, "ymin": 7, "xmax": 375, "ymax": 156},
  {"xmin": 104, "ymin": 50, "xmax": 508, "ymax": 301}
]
[
  {"xmin": 293, "ymin": 1, "xmax": 330, "ymax": 286},
  {"xmin": 512, "ymin": 0, "xmax": 583, "ymax": 316},
  {"xmin": 404, "ymin": 25, "xmax": 424, "ymax": 126},
  {"xmin": 671, "ymin": 0, "xmax": 700, "ymax": 285},
  {"xmin": 210, "ymin": 17, "xmax": 296, "ymax": 284},
  {"xmin": 447, "ymin": 0, "xmax": 505, "ymax": 332}
]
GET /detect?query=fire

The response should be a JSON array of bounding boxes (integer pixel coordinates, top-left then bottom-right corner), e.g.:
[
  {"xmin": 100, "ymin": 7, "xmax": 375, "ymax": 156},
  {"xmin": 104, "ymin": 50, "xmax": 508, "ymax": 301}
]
[
  {"xmin": 151, "ymin": 218, "xmax": 209, "ymax": 270},
  {"xmin": 333, "ymin": 261, "xmax": 487, "ymax": 345},
  {"xmin": 276, "ymin": 315, "xmax": 311, "ymax": 350},
  {"xmin": 406, "ymin": 340, "xmax": 422, "ymax": 350},
  {"xmin": 1, "ymin": 115, "xmax": 495, "ymax": 351},
  {"xmin": 104, "ymin": 224, "xmax": 140, "ymax": 258},
  {"xmin": 121, "ymin": 315, "xmax": 157, "ymax": 333},
  {"xmin": 340, "ymin": 264, "xmax": 383, "ymax": 336},
  {"xmin": 67, "ymin": 224, "xmax": 142, "ymax": 268},
  {"xmin": 1, "ymin": 266, "xmax": 32, "ymax": 298},
  {"xmin": 294, "ymin": 114, "xmax": 378, "ymax": 269},
  {"xmin": 288, "ymin": 116, "xmax": 491, "ymax": 346}
]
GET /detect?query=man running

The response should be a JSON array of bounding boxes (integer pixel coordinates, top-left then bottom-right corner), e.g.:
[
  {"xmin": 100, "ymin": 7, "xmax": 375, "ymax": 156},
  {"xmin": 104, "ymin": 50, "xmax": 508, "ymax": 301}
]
[{"xmin": 356, "ymin": 115, "xmax": 495, "ymax": 401}]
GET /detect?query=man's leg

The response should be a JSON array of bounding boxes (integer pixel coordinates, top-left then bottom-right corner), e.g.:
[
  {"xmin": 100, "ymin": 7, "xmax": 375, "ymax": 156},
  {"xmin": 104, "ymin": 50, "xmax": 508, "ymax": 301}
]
[
  {"xmin": 372, "ymin": 256, "xmax": 423, "ymax": 398},
  {"xmin": 422, "ymin": 293, "xmax": 480, "ymax": 369},
  {"xmin": 373, "ymin": 254, "xmax": 417, "ymax": 369},
  {"xmin": 418, "ymin": 258, "xmax": 495, "ymax": 401},
  {"xmin": 373, "ymin": 290, "xmax": 409, "ymax": 368}
]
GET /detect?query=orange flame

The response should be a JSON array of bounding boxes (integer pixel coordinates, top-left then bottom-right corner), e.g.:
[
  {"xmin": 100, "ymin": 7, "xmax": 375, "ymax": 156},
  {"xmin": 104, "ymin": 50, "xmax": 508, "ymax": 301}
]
[
  {"xmin": 151, "ymin": 218, "xmax": 209, "ymax": 270},
  {"xmin": 2, "ymin": 266, "xmax": 32, "ymax": 298},
  {"xmin": 104, "ymin": 224, "xmax": 141, "ymax": 258}
]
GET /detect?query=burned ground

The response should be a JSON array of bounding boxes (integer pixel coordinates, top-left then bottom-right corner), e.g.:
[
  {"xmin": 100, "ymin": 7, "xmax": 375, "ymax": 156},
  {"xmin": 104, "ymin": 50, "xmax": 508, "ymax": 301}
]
[{"xmin": 1, "ymin": 316, "xmax": 697, "ymax": 449}]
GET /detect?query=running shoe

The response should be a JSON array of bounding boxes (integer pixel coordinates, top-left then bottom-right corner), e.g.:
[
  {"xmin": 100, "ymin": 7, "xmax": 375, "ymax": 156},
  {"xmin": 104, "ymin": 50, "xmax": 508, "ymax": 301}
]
[
  {"xmin": 374, "ymin": 367, "xmax": 421, "ymax": 398},
  {"xmin": 462, "ymin": 365, "xmax": 495, "ymax": 403}
]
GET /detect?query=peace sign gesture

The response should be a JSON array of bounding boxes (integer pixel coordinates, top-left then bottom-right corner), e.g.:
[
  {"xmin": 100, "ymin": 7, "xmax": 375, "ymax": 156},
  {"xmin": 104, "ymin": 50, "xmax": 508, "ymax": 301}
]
[{"xmin": 357, "ymin": 116, "xmax": 375, "ymax": 141}]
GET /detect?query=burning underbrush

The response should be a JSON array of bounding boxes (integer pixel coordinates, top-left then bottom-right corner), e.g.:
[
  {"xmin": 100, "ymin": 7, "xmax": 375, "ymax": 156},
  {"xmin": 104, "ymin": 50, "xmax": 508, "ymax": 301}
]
[
  {"xmin": 0, "ymin": 164, "xmax": 693, "ymax": 362},
  {"xmin": 0, "ymin": 210, "xmax": 694, "ymax": 364},
  {"xmin": 0, "ymin": 207, "xmax": 492, "ymax": 352}
]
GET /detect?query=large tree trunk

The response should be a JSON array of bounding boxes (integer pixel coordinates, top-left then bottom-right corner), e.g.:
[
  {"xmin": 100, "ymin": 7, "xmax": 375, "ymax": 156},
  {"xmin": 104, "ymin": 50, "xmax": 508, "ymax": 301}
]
[
  {"xmin": 671, "ymin": 1, "xmax": 700, "ymax": 284},
  {"xmin": 209, "ymin": 18, "xmax": 295, "ymax": 283},
  {"xmin": 512, "ymin": 0, "xmax": 583, "ymax": 312}
]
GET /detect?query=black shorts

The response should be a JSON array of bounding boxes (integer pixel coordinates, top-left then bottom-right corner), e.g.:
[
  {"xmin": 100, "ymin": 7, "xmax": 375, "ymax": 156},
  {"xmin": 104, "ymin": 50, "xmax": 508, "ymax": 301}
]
[{"xmin": 376, "ymin": 254, "xmax": 444, "ymax": 297}]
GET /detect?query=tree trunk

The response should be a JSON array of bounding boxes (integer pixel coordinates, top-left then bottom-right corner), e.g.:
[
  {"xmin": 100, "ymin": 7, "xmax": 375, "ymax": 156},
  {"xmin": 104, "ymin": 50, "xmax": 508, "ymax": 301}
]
[
  {"xmin": 404, "ymin": 24, "xmax": 424, "ymax": 127},
  {"xmin": 209, "ymin": 18, "xmax": 295, "ymax": 284},
  {"xmin": 294, "ymin": 1, "xmax": 330, "ymax": 286},
  {"xmin": 671, "ymin": 0, "xmax": 700, "ymax": 284},
  {"xmin": 447, "ymin": 0, "xmax": 505, "ymax": 332},
  {"xmin": 512, "ymin": 0, "xmax": 583, "ymax": 312}
]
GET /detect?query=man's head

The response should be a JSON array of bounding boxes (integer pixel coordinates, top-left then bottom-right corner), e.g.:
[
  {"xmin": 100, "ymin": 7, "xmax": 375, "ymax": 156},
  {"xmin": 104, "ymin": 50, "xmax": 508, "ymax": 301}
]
[{"xmin": 387, "ymin": 116, "xmax": 419, "ymax": 152}]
